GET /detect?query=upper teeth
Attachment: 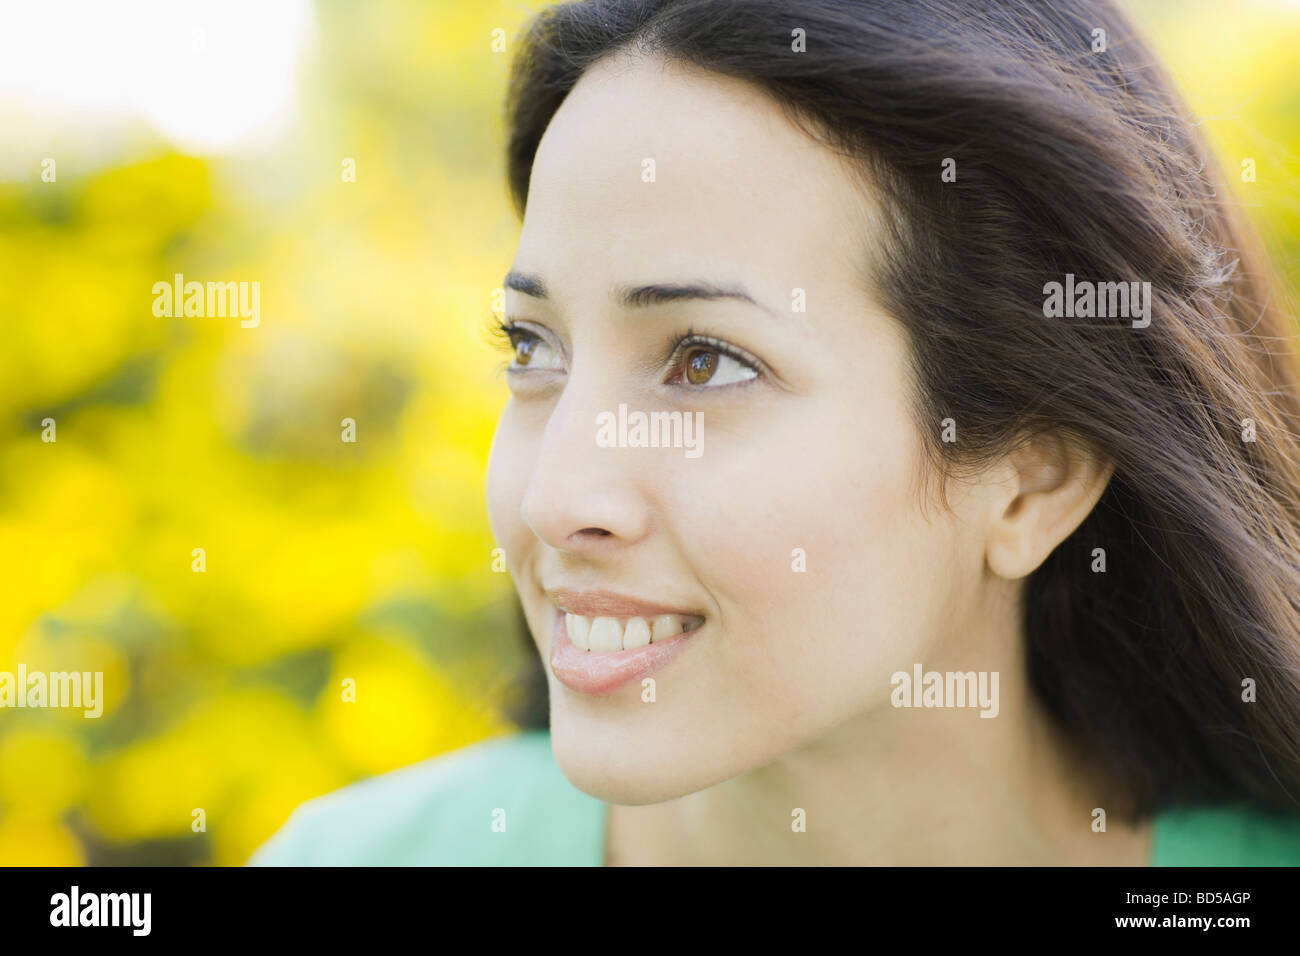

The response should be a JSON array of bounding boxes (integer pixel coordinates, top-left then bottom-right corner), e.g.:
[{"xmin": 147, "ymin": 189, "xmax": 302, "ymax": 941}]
[{"xmin": 565, "ymin": 613, "xmax": 692, "ymax": 652}]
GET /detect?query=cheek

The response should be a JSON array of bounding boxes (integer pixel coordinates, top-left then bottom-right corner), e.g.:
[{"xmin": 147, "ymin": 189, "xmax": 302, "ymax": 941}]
[
  {"xmin": 678, "ymin": 392, "xmax": 952, "ymax": 711},
  {"xmin": 485, "ymin": 406, "xmax": 536, "ymax": 570},
  {"xmin": 487, "ymin": 409, "xmax": 556, "ymax": 661}
]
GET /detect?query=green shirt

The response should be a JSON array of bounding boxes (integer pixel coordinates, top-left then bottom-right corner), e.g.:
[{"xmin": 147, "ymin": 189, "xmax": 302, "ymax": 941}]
[{"xmin": 247, "ymin": 730, "xmax": 1300, "ymax": 866}]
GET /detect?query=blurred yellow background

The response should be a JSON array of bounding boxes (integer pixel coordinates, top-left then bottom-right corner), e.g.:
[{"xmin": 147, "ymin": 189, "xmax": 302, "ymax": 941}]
[{"xmin": 0, "ymin": 0, "xmax": 1297, "ymax": 865}]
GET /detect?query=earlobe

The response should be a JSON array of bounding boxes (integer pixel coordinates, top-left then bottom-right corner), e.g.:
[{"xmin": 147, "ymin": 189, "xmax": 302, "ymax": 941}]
[{"xmin": 985, "ymin": 436, "xmax": 1114, "ymax": 580}]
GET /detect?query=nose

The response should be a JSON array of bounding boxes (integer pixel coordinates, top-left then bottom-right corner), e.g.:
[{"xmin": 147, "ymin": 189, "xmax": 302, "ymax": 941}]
[{"xmin": 520, "ymin": 376, "xmax": 652, "ymax": 556}]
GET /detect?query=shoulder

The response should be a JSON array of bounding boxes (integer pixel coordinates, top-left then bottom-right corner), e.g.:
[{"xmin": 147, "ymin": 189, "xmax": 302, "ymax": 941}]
[
  {"xmin": 1153, "ymin": 803, "xmax": 1300, "ymax": 865},
  {"xmin": 247, "ymin": 731, "xmax": 606, "ymax": 866}
]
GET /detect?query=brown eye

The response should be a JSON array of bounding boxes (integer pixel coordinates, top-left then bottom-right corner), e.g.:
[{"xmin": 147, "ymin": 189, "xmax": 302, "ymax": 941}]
[
  {"xmin": 684, "ymin": 346, "xmax": 719, "ymax": 385},
  {"xmin": 502, "ymin": 325, "xmax": 562, "ymax": 372},
  {"xmin": 515, "ymin": 334, "xmax": 536, "ymax": 366},
  {"xmin": 673, "ymin": 338, "xmax": 760, "ymax": 388}
]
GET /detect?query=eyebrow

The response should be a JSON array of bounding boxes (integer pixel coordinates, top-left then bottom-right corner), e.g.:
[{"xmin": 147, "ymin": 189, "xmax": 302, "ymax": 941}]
[{"xmin": 504, "ymin": 269, "xmax": 778, "ymax": 316}]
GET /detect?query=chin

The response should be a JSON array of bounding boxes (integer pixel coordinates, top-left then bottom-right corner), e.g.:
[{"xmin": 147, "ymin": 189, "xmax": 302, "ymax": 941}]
[{"xmin": 548, "ymin": 711, "xmax": 719, "ymax": 805}]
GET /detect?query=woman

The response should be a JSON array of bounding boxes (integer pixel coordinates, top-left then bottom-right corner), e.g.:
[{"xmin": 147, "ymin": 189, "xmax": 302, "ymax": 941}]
[{"xmin": 252, "ymin": 0, "xmax": 1300, "ymax": 865}]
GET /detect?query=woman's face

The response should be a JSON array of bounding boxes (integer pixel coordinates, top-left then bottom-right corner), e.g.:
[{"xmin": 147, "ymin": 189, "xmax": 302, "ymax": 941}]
[{"xmin": 486, "ymin": 52, "xmax": 994, "ymax": 804}]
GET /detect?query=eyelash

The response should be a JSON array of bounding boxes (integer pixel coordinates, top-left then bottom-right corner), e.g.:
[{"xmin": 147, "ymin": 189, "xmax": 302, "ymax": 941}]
[
  {"xmin": 487, "ymin": 314, "xmax": 558, "ymax": 371},
  {"xmin": 486, "ymin": 311, "xmax": 527, "ymax": 355},
  {"xmin": 486, "ymin": 313, "xmax": 763, "ymax": 390}
]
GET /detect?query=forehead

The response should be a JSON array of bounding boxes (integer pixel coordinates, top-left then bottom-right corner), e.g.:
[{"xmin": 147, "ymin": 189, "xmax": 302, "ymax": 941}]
[{"xmin": 516, "ymin": 51, "xmax": 878, "ymax": 310}]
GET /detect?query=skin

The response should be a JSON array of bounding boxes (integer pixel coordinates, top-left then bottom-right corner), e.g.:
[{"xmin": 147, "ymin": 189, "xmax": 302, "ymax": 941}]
[{"xmin": 486, "ymin": 49, "xmax": 1152, "ymax": 865}]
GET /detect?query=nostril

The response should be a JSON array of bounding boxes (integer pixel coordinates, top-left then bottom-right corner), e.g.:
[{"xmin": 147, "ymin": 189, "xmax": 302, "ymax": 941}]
[{"xmin": 577, "ymin": 527, "xmax": 612, "ymax": 537}]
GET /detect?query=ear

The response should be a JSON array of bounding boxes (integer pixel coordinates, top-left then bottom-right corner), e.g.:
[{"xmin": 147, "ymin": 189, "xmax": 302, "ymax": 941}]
[{"xmin": 984, "ymin": 433, "xmax": 1114, "ymax": 580}]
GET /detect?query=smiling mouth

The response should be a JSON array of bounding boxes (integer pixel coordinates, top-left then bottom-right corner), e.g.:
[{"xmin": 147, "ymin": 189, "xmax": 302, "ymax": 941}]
[
  {"xmin": 545, "ymin": 588, "xmax": 707, "ymax": 695},
  {"xmin": 545, "ymin": 586, "xmax": 706, "ymax": 652},
  {"xmin": 562, "ymin": 612, "xmax": 703, "ymax": 652}
]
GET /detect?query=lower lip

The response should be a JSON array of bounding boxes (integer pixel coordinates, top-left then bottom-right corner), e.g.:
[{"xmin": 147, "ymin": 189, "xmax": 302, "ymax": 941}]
[{"xmin": 550, "ymin": 610, "xmax": 699, "ymax": 696}]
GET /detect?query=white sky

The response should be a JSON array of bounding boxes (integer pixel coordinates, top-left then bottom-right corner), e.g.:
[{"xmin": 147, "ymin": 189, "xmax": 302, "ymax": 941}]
[{"xmin": 0, "ymin": 0, "xmax": 315, "ymax": 159}]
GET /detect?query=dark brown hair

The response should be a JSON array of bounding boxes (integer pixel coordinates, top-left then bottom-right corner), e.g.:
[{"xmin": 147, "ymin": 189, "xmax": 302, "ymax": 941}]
[{"xmin": 499, "ymin": 0, "xmax": 1300, "ymax": 820}]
